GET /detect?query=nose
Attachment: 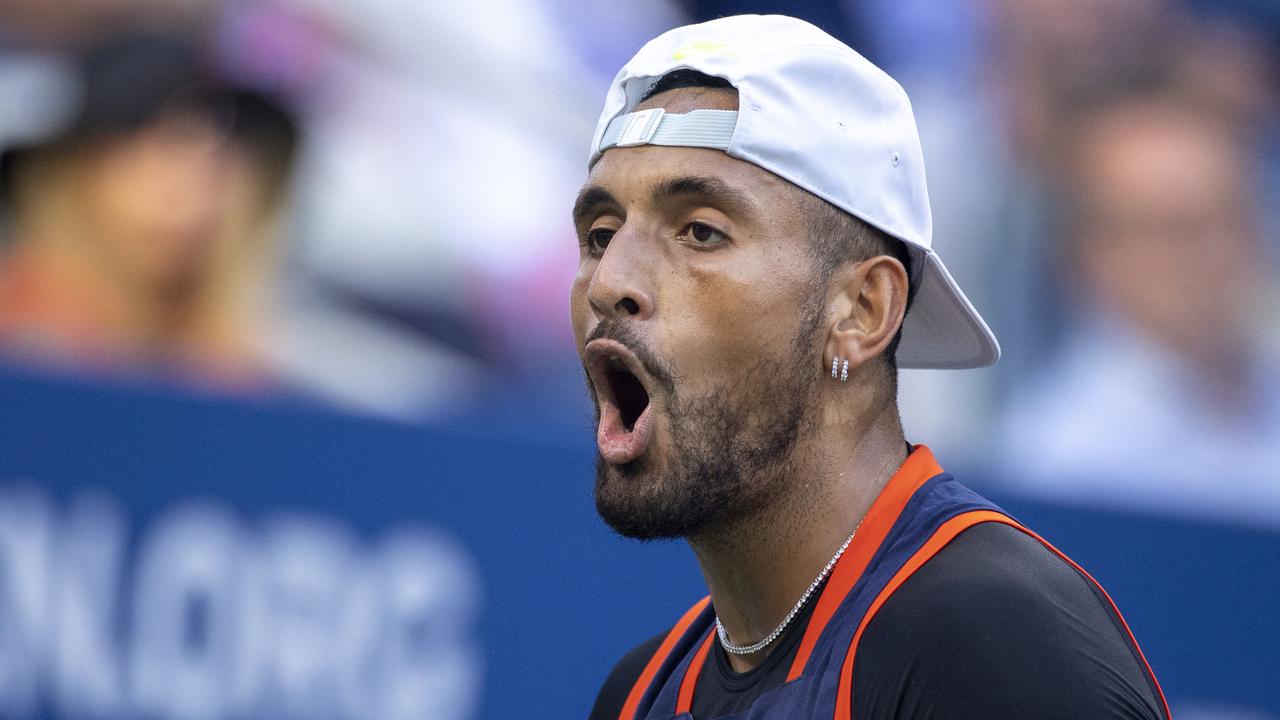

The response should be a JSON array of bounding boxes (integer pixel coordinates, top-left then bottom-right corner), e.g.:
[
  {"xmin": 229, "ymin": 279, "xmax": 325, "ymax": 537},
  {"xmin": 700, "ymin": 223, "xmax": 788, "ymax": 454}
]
[{"xmin": 587, "ymin": 228, "xmax": 655, "ymax": 321}]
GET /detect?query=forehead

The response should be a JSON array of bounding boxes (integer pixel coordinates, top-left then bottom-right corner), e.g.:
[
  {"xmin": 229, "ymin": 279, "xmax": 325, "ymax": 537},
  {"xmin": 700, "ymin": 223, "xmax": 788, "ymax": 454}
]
[{"xmin": 585, "ymin": 87, "xmax": 801, "ymax": 215}]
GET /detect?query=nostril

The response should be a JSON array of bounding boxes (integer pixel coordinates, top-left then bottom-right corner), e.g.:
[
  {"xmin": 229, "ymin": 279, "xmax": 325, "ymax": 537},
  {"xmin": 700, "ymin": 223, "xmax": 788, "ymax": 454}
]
[{"xmin": 616, "ymin": 297, "xmax": 641, "ymax": 315}]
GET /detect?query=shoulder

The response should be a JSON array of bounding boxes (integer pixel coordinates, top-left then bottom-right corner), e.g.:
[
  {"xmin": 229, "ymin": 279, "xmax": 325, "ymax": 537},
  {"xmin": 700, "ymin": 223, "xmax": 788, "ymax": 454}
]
[
  {"xmin": 852, "ymin": 521, "xmax": 1166, "ymax": 720},
  {"xmin": 882, "ymin": 519, "xmax": 1098, "ymax": 617},
  {"xmin": 588, "ymin": 630, "xmax": 667, "ymax": 720}
]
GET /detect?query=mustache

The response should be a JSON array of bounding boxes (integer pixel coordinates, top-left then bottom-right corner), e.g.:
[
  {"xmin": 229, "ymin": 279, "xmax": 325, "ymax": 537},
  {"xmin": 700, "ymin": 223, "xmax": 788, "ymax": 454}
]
[{"xmin": 584, "ymin": 319, "xmax": 676, "ymax": 397}]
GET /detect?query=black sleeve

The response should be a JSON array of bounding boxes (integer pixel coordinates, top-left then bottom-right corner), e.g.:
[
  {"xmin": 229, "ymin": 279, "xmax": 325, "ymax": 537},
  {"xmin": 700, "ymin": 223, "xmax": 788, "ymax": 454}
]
[
  {"xmin": 588, "ymin": 631, "xmax": 667, "ymax": 720},
  {"xmin": 852, "ymin": 522, "xmax": 1166, "ymax": 720}
]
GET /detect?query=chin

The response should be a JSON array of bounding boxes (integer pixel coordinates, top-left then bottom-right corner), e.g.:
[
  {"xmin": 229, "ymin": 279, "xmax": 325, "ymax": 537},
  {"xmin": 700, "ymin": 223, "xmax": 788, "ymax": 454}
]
[
  {"xmin": 594, "ymin": 454, "xmax": 676, "ymax": 541},
  {"xmin": 593, "ymin": 452, "xmax": 732, "ymax": 542}
]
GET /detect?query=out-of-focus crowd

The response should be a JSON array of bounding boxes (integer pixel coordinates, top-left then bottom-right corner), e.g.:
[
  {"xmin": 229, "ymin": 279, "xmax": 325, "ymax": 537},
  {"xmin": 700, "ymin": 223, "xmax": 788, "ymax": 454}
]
[
  {"xmin": 1, "ymin": 0, "xmax": 1277, "ymax": 526},
  {"xmin": 858, "ymin": 0, "xmax": 1280, "ymax": 525}
]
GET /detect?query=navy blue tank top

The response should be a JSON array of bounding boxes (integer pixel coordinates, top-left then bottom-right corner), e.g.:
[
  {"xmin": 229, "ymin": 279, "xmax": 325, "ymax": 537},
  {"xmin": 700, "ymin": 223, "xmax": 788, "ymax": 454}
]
[{"xmin": 615, "ymin": 446, "xmax": 1169, "ymax": 720}]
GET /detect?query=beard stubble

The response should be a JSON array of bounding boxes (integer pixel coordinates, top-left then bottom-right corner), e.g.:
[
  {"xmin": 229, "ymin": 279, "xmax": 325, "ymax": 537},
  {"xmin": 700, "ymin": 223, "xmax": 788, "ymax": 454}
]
[{"xmin": 591, "ymin": 297, "xmax": 825, "ymax": 541}]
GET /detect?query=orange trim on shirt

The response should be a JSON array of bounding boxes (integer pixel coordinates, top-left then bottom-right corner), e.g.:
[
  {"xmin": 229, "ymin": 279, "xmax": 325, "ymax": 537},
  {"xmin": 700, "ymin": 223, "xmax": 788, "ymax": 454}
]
[
  {"xmin": 832, "ymin": 510, "xmax": 1003, "ymax": 719},
  {"xmin": 675, "ymin": 630, "xmax": 716, "ymax": 714},
  {"xmin": 831, "ymin": 511, "xmax": 1172, "ymax": 720},
  {"xmin": 786, "ymin": 445, "xmax": 944, "ymax": 681},
  {"xmin": 618, "ymin": 595, "xmax": 712, "ymax": 720}
]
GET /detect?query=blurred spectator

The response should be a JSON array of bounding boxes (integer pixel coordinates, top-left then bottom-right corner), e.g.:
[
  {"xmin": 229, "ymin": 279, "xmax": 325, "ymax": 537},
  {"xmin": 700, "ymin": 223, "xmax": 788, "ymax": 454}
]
[
  {"xmin": 0, "ymin": 29, "xmax": 298, "ymax": 392},
  {"xmin": 1000, "ymin": 67, "xmax": 1280, "ymax": 525},
  {"xmin": 1, "ymin": 0, "xmax": 687, "ymax": 423},
  {"xmin": 846, "ymin": 0, "xmax": 1280, "ymax": 527}
]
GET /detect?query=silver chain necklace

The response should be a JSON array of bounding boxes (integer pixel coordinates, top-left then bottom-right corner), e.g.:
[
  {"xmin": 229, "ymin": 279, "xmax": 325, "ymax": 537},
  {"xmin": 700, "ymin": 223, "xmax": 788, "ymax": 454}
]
[{"xmin": 715, "ymin": 524, "xmax": 860, "ymax": 656}]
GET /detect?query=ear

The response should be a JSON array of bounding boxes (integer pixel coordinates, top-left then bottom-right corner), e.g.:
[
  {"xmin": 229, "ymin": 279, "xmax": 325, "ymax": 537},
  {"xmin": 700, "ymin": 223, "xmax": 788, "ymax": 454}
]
[{"xmin": 824, "ymin": 255, "xmax": 909, "ymax": 375}]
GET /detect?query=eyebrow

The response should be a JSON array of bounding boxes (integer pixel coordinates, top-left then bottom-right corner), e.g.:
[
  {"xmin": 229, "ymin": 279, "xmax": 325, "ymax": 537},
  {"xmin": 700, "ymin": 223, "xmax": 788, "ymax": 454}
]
[
  {"xmin": 572, "ymin": 185, "xmax": 618, "ymax": 231},
  {"xmin": 572, "ymin": 174, "xmax": 759, "ymax": 232},
  {"xmin": 651, "ymin": 175, "xmax": 756, "ymax": 221}
]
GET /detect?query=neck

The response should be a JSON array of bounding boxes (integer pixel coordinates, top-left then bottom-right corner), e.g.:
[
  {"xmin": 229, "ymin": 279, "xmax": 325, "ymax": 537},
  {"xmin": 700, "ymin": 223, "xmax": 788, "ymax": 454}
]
[{"xmin": 688, "ymin": 405, "xmax": 906, "ymax": 672}]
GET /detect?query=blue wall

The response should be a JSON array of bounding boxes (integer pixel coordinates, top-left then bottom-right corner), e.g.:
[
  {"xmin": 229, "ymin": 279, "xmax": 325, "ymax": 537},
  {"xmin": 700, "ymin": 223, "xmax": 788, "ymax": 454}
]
[{"xmin": 0, "ymin": 365, "xmax": 1274, "ymax": 718}]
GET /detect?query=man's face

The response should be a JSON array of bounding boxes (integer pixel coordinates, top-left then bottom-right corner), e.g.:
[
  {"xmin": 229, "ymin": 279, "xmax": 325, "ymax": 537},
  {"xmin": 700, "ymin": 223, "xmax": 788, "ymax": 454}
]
[
  {"xmin": 1071, "ymin": 101, "xmax": 1261, "ymax": 362},
  {"xmin": 569, "ymin": 88, "xmax": 829, "ymax": 540},
  {"xmin": 77, "ymin": 108, "xmax": 240, "ymax": 293}
]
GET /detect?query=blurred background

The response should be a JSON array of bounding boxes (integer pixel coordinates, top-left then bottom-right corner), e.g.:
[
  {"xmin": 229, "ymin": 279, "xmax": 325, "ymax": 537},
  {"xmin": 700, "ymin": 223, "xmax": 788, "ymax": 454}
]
[{"xmin": 0, "ymin": 0, "xmax": 1277, "ymax": 718}]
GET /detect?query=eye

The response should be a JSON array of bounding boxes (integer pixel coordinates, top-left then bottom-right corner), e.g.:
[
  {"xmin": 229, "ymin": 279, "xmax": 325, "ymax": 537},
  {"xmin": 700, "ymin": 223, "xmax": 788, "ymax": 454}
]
[
  {"xmin": 680, "ymin": 221, "xmax": 729, "ymax": 247},
  {"xmin": 585, "ymin": 228, "xmax": 615, "ymax": 254}
]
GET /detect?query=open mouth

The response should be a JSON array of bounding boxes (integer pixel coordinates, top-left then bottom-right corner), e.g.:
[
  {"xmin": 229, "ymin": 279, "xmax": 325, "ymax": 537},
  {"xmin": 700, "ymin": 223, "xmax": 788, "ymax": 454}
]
[
  {"xmin": 605, "ymin": 356, "xmax": 650, "ymax": 431},
  {"xmin": 584, "ymin": 339, "xmax": 657, "ymax": 465}
]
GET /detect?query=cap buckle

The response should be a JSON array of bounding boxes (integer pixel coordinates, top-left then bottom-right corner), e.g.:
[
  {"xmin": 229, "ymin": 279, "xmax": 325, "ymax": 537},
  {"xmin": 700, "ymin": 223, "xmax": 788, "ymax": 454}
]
[{"xmin": 615, "ymin": 108, "xmax": 664, "ymax": 147}]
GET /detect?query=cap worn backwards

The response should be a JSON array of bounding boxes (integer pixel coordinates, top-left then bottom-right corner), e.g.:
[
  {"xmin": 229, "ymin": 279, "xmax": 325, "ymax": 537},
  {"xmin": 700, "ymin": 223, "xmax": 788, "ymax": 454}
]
[{"xmin": 588, "ymin": 14, "xmax": 1000, "ymax": 370}]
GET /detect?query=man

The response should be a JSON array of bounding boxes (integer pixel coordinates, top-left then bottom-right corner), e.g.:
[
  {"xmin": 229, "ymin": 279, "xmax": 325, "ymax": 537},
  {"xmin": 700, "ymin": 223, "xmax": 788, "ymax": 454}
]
[
  {"xmin": 1001, "ymin": 79, "xmax": 1280, "ymax": 523},
  {"xmin": 570, "ymin": 15, "xmax": 1169, "ymax": 719}
]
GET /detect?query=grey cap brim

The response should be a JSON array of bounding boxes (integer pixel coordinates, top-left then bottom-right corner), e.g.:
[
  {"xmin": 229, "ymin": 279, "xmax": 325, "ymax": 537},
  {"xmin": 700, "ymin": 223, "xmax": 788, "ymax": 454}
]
[{"xmin": 897, "ymin": 244, "xmax": 1000, "ymax": 369}]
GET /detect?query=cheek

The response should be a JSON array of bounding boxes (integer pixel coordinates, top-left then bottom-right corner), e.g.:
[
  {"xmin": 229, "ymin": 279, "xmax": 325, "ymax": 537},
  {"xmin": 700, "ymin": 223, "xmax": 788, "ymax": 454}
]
[
  {"xmin": 665, "ymin": 259, "xmax": 815, "ymax": 379},
  {"xmin": 569, "ymin": 264, "xmax": 594, "ymax": 341}
]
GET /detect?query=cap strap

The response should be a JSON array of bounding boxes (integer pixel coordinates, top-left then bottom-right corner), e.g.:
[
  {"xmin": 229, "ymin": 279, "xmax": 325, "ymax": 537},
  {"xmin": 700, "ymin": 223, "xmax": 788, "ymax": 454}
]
[{"xmin": 598, "ymin": 108, "xmax": 736, "ymax": 154}]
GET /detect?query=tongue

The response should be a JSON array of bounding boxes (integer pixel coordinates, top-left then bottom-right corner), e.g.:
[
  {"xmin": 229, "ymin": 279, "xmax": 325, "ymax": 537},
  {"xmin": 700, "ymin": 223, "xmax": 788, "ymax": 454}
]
[{"xmin": 597, "ymin": 401, "xmax": 654, "ymax": 464}]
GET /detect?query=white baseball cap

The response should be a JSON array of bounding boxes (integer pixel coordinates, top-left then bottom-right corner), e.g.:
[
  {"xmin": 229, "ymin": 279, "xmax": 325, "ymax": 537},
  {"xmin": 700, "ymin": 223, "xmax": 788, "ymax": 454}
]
[{"xmin": 588, "ymin": 14, "xmax": 999, "ymax": 369}]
